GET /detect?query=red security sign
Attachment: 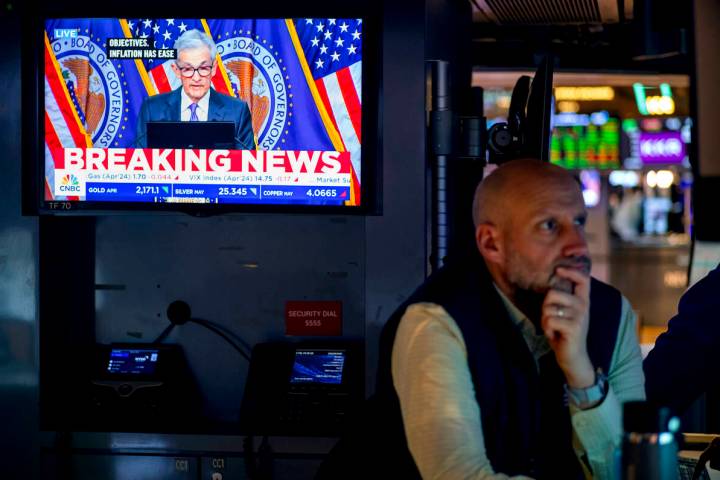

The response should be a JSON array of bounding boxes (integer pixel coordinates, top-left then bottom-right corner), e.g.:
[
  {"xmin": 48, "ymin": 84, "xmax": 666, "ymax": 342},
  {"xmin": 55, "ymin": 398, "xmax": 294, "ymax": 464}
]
[{"xmin": 285, "ymin": 301, "xmax": 342, "ymax": 336}]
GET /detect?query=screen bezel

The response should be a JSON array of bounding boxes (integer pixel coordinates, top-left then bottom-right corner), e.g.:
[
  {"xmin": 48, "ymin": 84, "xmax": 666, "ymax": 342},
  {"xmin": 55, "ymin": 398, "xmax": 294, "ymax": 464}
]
[{"xmin": 23, "ymin": 3, "xmax": 382, "ymax": 216}]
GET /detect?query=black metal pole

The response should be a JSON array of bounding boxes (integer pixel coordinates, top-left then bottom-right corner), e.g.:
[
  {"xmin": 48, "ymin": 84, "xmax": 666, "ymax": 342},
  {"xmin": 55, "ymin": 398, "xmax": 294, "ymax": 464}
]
[{"xmin": 428, "ymin": 60, "xmax": 452, "ymax": 271}]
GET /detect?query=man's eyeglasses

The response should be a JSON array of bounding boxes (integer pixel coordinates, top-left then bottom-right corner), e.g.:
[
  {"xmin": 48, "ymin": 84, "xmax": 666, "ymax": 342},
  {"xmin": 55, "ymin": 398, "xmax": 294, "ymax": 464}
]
[{"xmin": 176, "ymin": 63, "xmax": 213, "ymax": 78}]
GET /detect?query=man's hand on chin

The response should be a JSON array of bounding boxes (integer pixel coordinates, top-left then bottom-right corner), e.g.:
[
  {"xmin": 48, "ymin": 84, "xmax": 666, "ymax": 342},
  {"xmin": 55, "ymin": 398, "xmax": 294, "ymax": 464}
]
[{"xmin": 541, "ymin": 266, "xmax": 595, "ymax": 389}]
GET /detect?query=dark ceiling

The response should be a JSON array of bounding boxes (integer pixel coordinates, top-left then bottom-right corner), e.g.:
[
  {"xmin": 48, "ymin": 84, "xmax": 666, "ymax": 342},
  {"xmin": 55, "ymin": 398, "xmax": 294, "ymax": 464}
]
[{"xmin": 469, "ymin": 0, "xmax": 693, "ymax": 75}]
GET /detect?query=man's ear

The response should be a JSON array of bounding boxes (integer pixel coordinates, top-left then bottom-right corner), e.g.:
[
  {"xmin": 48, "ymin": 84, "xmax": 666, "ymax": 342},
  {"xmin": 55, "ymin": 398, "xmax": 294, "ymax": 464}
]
[
  {"xmin": 476, "ymin": 223, "xmax": 504, "ymax": 265},
  {"xmin": 170, "ymin": 62, "xmax": 182, "ymax": 80},
  {"xmin": 211, "ymin": 60, "xmax": 218, "ymax": 78}
]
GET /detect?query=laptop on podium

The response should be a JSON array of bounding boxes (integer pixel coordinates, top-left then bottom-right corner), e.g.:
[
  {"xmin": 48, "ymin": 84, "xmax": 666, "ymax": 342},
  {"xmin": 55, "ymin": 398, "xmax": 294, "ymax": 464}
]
[{"xmin": 147, "ymin": 121, "xmax": 235, "ymax": 149}]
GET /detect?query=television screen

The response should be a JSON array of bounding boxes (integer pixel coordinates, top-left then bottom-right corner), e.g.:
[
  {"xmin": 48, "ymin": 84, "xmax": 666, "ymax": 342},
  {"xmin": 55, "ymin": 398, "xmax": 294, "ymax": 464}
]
[{"xmin": 41, "ymin": 17, "xmax": 369, "ymax": 211}]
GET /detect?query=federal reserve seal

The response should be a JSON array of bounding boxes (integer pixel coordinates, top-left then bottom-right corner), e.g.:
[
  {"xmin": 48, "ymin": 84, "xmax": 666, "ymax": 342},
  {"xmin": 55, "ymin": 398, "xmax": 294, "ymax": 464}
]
[
  {"xmin": 50, "ymin": 34, "xmax": 124, "ymax": 148},
  {"xmin": 216, "ymin": 34, "xmax": 289, "ymax": 150}
]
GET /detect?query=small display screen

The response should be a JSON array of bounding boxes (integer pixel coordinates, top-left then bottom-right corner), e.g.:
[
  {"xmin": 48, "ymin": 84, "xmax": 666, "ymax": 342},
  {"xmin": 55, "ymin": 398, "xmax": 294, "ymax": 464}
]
[
  {"xmin": 107, "ymin": 348, "xmax": 159, "ymax": 375},
  {"xmin": 289, "ymin": 350, "xmax": 345, "ymax": 384}
]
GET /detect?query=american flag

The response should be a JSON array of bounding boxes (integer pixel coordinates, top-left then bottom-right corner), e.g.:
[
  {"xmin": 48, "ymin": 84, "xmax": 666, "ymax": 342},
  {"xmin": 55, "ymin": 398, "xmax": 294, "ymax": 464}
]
[
  {"xmin": 293, "ymin": 18, "xmax": 362, "ymax": 203},
  {"xmin": 124, "ymin": 18, "xmax": 231, "ymax": 97}
]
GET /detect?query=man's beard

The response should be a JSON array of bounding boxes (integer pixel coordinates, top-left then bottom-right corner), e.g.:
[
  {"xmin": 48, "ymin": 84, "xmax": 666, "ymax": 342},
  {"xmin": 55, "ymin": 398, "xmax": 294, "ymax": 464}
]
[
  {"xmin": 505, "ymin": 253, "xmax": 592, "ymax": 328},
  {"xmin": 548, "ymin": 256, "xmax": 592, "ymax": 293}
]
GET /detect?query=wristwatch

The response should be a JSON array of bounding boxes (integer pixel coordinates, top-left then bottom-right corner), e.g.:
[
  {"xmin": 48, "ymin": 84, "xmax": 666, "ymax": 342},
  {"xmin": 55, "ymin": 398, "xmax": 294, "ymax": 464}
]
[{"xmin": 565, "ymin": 369, "xmax": 608, "ymax": 410}]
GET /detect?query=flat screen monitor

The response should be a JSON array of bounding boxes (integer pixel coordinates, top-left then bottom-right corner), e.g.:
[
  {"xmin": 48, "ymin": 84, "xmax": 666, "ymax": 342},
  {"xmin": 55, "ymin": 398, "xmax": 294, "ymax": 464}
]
[
  {"xmin": 32, "ymin": 16, "xmax": 377, "ymax": 213},
  {"xmin": 289, "ymin": 349, "xmax": 345, "ymax": 385},
  {"xmin": 493, "ymin": 55, "xmax": 553, "ymax": 163},
  {"xmin": 523, "ymin": 55, "xmax": 554, "ymax": 163}
]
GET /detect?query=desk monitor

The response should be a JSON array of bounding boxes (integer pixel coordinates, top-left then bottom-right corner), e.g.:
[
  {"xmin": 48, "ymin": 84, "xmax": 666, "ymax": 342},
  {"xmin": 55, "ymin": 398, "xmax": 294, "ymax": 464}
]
[{"xmin": 147, "ymin": 121, "xmax": 236, "ymax": 149}]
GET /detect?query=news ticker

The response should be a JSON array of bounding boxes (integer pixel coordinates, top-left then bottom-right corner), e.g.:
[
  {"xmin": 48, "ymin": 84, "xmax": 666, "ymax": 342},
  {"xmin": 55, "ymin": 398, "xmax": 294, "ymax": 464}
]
[
  {"xmin": 49, "ymin": 148, "xmax": 354, "ymax": 204},
  {"xmin": 55, "ymin": 148, "xmax": 352, "ymax": 175},
  {"xmin": 55, "ymin": 182, "xmax": 349, "ymax": 204}
]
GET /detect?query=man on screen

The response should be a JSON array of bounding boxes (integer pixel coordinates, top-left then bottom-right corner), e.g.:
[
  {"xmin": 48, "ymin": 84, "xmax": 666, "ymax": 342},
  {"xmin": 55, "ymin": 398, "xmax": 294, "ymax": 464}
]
[{"xmin": 134, "ymin": 29, "xmax": 254, "ymax": 149}]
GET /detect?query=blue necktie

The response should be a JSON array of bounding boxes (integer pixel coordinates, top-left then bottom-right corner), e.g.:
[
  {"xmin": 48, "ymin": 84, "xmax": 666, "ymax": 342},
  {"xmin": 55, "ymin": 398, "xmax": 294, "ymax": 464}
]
[{"xmin": 188, "ymin": 102, "xmax": 199, "ymax": 122}]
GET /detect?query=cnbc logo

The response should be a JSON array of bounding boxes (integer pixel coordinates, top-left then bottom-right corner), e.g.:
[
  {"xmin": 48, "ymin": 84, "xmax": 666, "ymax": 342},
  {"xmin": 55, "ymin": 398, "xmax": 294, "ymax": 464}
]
[{"xmin": 56, "ymin": 173, "xmax": 84, "ymax": 195}]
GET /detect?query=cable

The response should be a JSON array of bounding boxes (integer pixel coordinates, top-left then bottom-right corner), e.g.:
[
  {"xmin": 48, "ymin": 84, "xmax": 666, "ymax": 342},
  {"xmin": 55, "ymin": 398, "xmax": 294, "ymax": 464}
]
[
  {"xmin": 152, "ymin": 323, "xmax": 175, "ymax": 344},
  {"xmin": 160, "ymin": 300, "xmax": 252, "ymax": 362},
  {"xmin": 195, "ymin": 317, "xmax": 254, "ymax": 354},
  {"xmin": 189, "ymin": 317, "xmax": 252, "ymax": 362}
]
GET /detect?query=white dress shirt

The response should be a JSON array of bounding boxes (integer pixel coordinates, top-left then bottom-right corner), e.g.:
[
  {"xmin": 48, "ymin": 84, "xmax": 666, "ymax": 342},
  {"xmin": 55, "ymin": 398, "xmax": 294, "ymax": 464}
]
[{"xmin": 179, "ymin": 88, "xmax": 210, "ymax": 122}]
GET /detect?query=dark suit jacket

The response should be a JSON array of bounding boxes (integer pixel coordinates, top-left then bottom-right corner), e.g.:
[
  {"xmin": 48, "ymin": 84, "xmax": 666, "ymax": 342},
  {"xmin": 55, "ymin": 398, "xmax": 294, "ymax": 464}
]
[
  {"xmin": 135, "ymin": 88, "xmax": 254, "ymax": 149},
  {"xmin": 644, "ymin": 264, "xmax": 720, "ymax": 413}
]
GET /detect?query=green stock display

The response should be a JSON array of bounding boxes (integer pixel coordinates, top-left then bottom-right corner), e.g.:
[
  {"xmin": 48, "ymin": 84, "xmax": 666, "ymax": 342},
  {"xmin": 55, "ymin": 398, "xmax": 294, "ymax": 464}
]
[{"xmin": 550, "ymin": 118, "xmax": 620, "ymax": 170}]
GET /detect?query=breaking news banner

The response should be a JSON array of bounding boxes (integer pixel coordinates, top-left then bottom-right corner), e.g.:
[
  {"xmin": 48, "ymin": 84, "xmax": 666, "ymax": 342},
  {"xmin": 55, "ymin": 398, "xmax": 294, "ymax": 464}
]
[
  {"xmin": 51, "ymin": 148, "xmax": 352, "ymax": 204},
  {"xmin": 44, "ymin": 18, "xmax": 363, "ymax": 206}
]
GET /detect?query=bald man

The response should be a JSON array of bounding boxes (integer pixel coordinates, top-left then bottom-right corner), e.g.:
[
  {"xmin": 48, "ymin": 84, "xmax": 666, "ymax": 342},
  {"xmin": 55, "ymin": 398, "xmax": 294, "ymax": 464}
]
[{"xmin": 372, "ymin": 160, "xmax": 645, "ymax": 479}]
